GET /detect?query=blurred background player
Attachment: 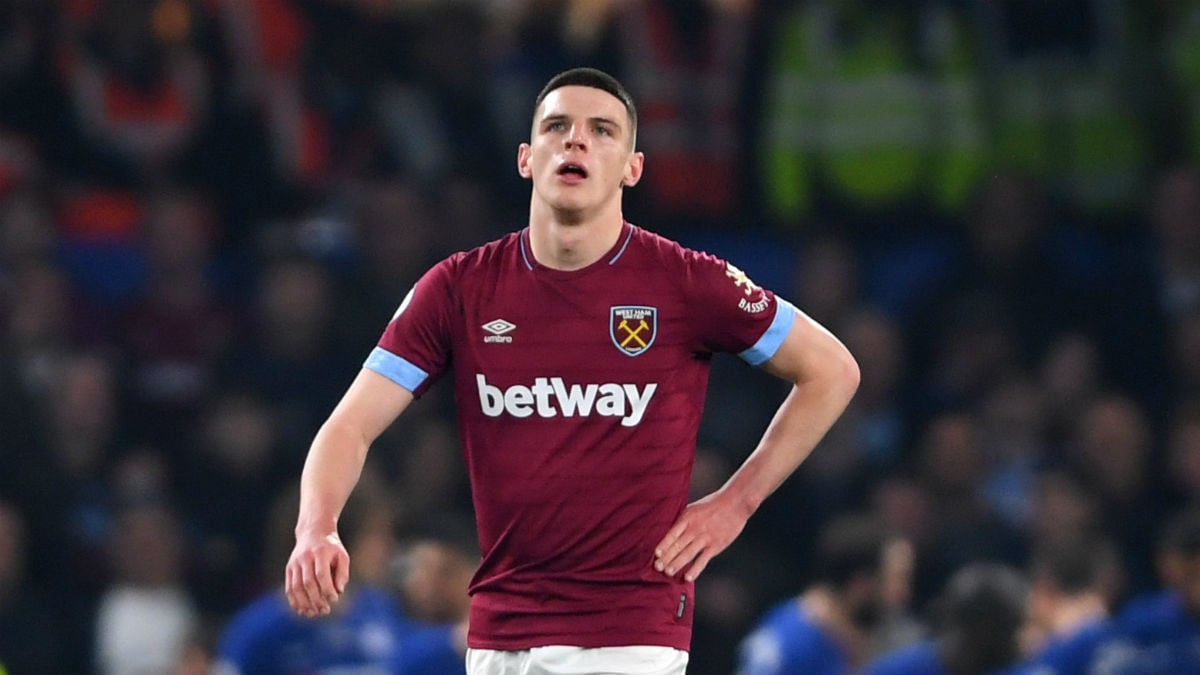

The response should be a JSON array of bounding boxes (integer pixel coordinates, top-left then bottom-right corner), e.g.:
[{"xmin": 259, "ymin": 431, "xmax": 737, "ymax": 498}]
[
  {"xmin": 214, "ymin": 484, "xmax": 459, "ymax": 675},
  {"xmin": 859, "ymin": 562, "xmax": 1028, "ymax": 675},
  {"xmin": 1090, "ymin": 507, "xmax": 1200, "ymax": 675},
  {"xmin": 1010, "ymin": 533, "xmax": 1119, "ymax": 675},
  {"xmin": 390, "ymin": 513, "xmax": 477, "ymax": 675},
  {"xmin": 734, "ymin": 514, "xmax": 891, "ymax": 675}
]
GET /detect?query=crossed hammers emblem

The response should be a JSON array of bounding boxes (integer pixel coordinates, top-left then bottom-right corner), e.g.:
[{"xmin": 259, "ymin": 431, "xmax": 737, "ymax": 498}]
[{"xmin": 618, "ymin": 318, "xmax": 650, "ymax": 349}]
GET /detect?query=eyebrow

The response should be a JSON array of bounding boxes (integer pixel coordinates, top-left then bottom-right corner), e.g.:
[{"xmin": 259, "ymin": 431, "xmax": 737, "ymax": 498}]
[{"xmin": 540, "ymin": 114, "xmax": 624, "ymax": 133}]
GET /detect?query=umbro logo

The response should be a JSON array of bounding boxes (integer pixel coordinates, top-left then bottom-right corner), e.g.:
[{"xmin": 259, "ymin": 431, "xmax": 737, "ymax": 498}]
[{"xmin": 482, "ymin": 319, "xmax": 515, "ymax": 343}]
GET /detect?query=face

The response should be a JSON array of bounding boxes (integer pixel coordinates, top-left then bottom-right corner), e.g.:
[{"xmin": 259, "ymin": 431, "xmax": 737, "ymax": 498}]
[
  {"xmin": 399, "ymin": 541, "xmax": 472, "ymax": 622},
  {"xmin": 518, "ymin": 86, "xmax": 643, "ymax": 218},
  {"xmin": 1179, "ymin": 555, "xmax": 1200, "ymax": 615}
]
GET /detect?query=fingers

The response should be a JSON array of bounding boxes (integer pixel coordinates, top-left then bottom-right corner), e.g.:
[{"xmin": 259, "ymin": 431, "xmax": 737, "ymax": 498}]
[
  {"xmin": 333, "ymin": 548, "xmax": 350, "ymax": 595},
  {"xmin": 285, "ymin": 563, "xmax": 303, "ymax": 612},
  {"xmin": 285, "ymin": 546, "xmax": 349, "ymax": 618},
  {"xmin": 657, "ymin": 536, "xmax": 706, "ymax": 578},
  {"xmin": 301, "ymin": 557, "xmax": 332, "ymax": 615},
  {"xmin": 653, "ymin": 521, "xmax": 688, "ymax": 569},
  {"xmin": 684, "ymin": 551, "xmax": 715, "ymax": 582},
  {"xmin": 652, "ymin": 508, "xmax": 735, "ymax": 583}
]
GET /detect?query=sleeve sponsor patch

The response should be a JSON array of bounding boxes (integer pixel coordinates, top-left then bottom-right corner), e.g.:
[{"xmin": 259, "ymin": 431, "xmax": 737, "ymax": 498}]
[
  {"xmin": 726, "ymin": 263, "xmax": 771, "ymax": 313},
  {"xmin": 725, "ymin": 263, "xmax": 761, "ymax": 296}
]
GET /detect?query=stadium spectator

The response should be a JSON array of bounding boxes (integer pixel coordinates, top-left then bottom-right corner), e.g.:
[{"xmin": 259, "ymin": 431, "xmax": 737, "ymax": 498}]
[
  {"xmin": 181, "ymin": 389, "xmax": 287, "ymax": 615},
  {"xmin": 911, "ymin": 412, "xmax": 1027, "ymax": 600},
  {"xmin": 977, "ymin": 375, "xmax": 1050, "ymax": 528},
  {"xmin": 1038, "ymin": 332, "xmax": 1107, "ymax": 443},
  {"xmin": 94, "ymin": 503, "xmax": 199, "ymax": 675},
  {"xmin": 1165, "ymin": 401, "xmax": 1200, "ymax": 512},
  {"xmin": 0, "ymin": 500, "xmax": 68, "ymax": 675},
  {"xmin": 119, "ymin": 186, "xmax": 238, "ymax": 445},
  {"xmin": 1149, "ymin": 166, "xmax": 1200, "ymax": 319},
  {"xmin": 613, "ymin": 0, "xmax": 754, "ymax": 227},
  {"xmin": 219, "ymin": 253, "xmax": 357, "ymax": 454},
  {"xmin": 1068, "ymin": 394, "xmax": 1161, "ymax": 593},
  {"xmin": 1169, "ymin": 308, "xmax": 1200, "ymax": 402},
  {"xmin": 56, "ymin": 0, "xmax": 210, "ymax": 184}
]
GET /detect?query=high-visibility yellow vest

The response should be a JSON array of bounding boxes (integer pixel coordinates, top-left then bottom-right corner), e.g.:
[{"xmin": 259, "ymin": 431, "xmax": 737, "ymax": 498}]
[
  {"xmin": 759, "ymin": 1, "xmax": 986, "ymax": 220},
  {"xmin": 988, "ymin": 7, "xmax": 1147, "ymax": 213},
  {"xmin": 925, "ymin": 4, "xmax": 989, "ymax": 213},
  {"xmin": 760, "ymin": 4, "xmax": 817, "ymax": 220},
  {"xmin": 1166, "ymin": 0, "xmax": 1200, "ymax": 163}
]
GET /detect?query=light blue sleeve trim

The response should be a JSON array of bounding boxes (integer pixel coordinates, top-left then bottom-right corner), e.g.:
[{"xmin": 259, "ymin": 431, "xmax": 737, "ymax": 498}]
[
  {"xmin": 739, "ymin": 298, "xmax": 797, "ymax": 366},
  {"xmin": 364, "ymin": 347, "xmax": 428, "ymax": 392}
]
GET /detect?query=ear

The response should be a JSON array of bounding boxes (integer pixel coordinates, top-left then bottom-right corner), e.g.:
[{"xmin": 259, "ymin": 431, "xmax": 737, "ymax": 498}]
[
  {"xmin": 622, "ymin": 151, "xmax": 645, "ymax": 187},
  {"xmin": 517, "ymin": 143, "xmax": 533, "ymax": 180}
]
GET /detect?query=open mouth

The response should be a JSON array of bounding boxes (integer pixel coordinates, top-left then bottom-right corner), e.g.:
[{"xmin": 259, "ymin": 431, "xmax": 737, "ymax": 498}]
[{"xmin": 557, "ymin": 162, "xmax": 588, "ymax": 179}]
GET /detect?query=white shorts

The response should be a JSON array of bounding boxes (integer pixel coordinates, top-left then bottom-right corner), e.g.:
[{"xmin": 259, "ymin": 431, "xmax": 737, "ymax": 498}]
[{"xmin": 466, "ymin": 645, "xmax": 689, "ymax": 675}]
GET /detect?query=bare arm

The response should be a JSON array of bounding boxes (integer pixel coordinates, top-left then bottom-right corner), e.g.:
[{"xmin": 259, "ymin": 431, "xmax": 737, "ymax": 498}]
[
  {"xmin": 653, "ymin": 307, "xmax": 860, "ymax": 581},
  {"xmin": 285, "ymin": 368, "xmax": 415, "ymax": 617}
]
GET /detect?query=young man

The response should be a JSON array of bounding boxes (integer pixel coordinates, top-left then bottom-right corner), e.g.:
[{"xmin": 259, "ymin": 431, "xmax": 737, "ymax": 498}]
[
  {"xmin": 284, "ymin": 67, "xmax": 860, "ymax": 675},
  {"xmin": 1010, "ymin": 533, "xmax": 1118, "ymax": 675},
  {"xmin": 858, "ymin": 563, "xmax": 1028, "ymax": 675},
  {"xmin": 735, "ymin": 515, "xmax": 893, "ymax": 675}
]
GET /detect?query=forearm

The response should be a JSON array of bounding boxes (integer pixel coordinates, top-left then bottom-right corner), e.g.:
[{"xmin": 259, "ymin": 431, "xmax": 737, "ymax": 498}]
[
  {"xmin": 721, "ymin": 359, "xmax": 859, "ymax": 516},
  {"xmin": 295, "ymin": 419, "xmax": 371, "ymax": 536}
]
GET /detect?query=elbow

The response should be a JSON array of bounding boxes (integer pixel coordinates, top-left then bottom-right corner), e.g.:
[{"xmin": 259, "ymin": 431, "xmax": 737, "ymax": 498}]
[{"xmin": 837, "ymin": 345, "xmax": 862, "ymax": 403}]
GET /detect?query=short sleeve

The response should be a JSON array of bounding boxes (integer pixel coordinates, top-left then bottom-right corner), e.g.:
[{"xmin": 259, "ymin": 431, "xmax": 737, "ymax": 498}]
[
  {"xmin": 367, "ymin": 257, "xmax": 457, "ymax": 396},
  {"xmin": 683, "ymin": 250, "xmax": 796, "ymax": 366}
]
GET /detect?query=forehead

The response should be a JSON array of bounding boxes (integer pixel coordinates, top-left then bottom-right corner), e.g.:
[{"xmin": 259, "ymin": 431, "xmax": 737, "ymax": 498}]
[{"xmin": 537, "ymin": 86, "xmax": 629, "ymax": 125}]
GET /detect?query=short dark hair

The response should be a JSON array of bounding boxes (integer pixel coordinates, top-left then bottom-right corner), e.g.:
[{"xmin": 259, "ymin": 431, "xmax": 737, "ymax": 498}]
[
  {"xmin": 813, "ymin": 514, "xmax": 886, "ymax": 589},
  {"xmin": 1160, "ymin": 507, "xmax": 1200, "ymax": 558},
  {"xmin": 1030, "ymin": 533, "xmax": 1115, "ymax": 595},
  {"xmin": 534, "ymin": 67, "xmax": 638, "ymax": 143},
  {"xmin": 938, "ymin": 563, "xmax": 1027, "ymax": 674}
]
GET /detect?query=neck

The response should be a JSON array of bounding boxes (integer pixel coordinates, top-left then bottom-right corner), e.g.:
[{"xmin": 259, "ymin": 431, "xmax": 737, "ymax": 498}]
[
  {"xmin": 527, "ymin": 197, "xmax": 625, "ymax": 271},
  {"xmin": 801, "ymin": 586, "xmax": 869, "ymax": 664}
]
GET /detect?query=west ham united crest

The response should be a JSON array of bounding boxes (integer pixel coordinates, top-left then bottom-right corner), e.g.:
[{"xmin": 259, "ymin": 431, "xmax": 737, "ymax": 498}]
[{"xmin": 610, "ymin": 305, "xmax": 657, "ymax": 357}]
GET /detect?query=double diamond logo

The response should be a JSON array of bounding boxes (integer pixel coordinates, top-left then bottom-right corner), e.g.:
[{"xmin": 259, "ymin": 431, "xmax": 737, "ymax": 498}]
[{"xmin": 482, "ymin": 319, "xmax": 516, "ymax": 343}]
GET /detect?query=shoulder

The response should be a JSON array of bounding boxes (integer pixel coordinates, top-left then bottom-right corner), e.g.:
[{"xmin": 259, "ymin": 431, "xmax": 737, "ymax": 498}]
[
  {"xmin": 1113, "ymin": 591, "xmax": 1183, "ymax": 639},
  {"xmin": 227, "ymin": 592, "xmax": 294, "ymax": 628},
  {"xmin": 350, "ymin": 585, "xmax": 407, "ymax": 619},
  {"xmin": 1024, "ymin": 620, "xmax": 1115, "ymax": 674},
  {"xmin": 628, "ymin": 223, "xmax": 722, "ymax": 269},
  {"xmin": 217, "ymin": 593, "xmax": 296, "ymax": 655},
  {"xmin": 743, "ymin": 599, "xmax": 825, "ymax": 652},
  {"xmin": 426, "ymin": 231, "xmax": 523, "ymax": 283},
  {"xmin": 463, "ymin": 230, "xmax": 525, "ymax": 267}
]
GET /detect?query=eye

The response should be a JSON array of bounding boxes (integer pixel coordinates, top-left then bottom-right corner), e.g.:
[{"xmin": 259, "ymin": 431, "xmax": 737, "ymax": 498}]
[
  {"xmin": 547, "ymin": 120, "xmax": 566, "ymax": 132},
  {"xmin": 595, "ymin": 125, "xmax": 612, "ymax": 136}
]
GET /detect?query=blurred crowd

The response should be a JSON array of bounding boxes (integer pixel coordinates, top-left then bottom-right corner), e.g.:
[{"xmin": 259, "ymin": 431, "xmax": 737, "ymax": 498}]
[{"xmin": 1, "ymin": 0, "xmax": 1200, "ymax": 674}]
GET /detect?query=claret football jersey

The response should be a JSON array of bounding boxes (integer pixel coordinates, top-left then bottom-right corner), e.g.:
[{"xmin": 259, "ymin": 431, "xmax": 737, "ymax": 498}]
[{"xmin": 367, "ymin": 221, "xmax": 796, "ymax": 651}]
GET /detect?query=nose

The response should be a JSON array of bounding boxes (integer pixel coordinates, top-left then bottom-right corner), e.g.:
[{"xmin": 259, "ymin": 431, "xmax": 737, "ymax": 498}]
[{"xmin": 565, "ymin": 124, "xmax": 588, "ymax": 150}]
